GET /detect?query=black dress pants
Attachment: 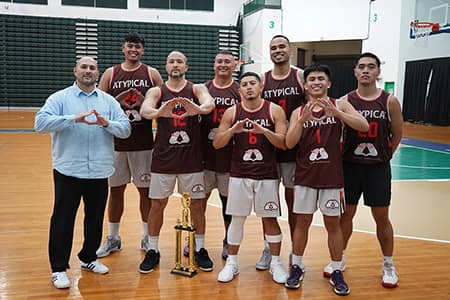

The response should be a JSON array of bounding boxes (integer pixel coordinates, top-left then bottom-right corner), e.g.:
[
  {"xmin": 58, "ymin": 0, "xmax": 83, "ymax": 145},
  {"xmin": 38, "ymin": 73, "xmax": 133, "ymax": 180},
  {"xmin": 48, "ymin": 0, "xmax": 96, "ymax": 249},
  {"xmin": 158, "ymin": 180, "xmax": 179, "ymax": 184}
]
[{"xmin": 49, "ymin": 169, "xmax": 108, "ymax": 272}]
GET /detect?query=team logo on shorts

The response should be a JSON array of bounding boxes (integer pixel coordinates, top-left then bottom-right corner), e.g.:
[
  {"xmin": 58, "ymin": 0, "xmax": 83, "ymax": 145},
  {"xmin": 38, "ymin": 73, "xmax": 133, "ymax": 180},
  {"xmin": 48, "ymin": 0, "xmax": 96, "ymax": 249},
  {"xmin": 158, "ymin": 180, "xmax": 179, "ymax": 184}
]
[
  {"xmin": 191, "ymin": 184, "xmax": 205, "ymax": 194},
  {"xmin": 243, "ymin": 149, "xmax": 263, "ymax": 162},
  {"xmin": 354, "ymin": 143, "xmax": 378, "ymax": 157},
  {"xmin": 169, "ymin": 131, "xmax": 190, "ymax": 145},
  {"xmin": 325, "ymin": 199, "xmax": 340, "ymax": 209},
  {"xmin": 264, "ymin": 202, "xmax": 279, "ymax": 211},
  {"xmin": 140, "ymin": 173, "xmax": 151, "ymax": 182}
]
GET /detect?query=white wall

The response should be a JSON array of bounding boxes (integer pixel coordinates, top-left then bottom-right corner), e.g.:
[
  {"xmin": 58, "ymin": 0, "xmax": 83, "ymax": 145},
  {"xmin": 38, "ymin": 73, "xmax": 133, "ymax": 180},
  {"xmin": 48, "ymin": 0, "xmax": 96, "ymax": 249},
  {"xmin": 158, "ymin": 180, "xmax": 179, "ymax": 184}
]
[
  {"xmin": 396, "ymin": 0, "xmax": 450, "ymax": 103},
  {"xmin": 362, "ymin": 0, "xmax": 402, "ymax": 95},
  {"xmin": 282, "ymin": 0, "xmax": 372, "ymax": 42},
  {"xmin": 242, "ymin": 8, "xmax": 282, "ymax": 75},
  {"xmin": 0, "ymin": 0, "xmax": 242, "ymax": 26}
]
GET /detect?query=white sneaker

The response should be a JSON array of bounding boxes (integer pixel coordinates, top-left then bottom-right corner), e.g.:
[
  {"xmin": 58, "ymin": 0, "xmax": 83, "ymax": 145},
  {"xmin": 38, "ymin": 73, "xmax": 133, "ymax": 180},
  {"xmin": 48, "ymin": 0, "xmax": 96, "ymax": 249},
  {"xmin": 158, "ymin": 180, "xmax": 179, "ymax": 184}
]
[
  {"xmin": 217, "ymin": 260, "xmax": 239, "ymax": 282},
  {"xmin": 323, "ymin": 256, "xmax": 346, "ymax": 278},
  {"xmin": 255, "ymin": 247, "xmax": 271, "ymax": 270},
  {"xmin": 80, "ymin": 260, "xmax": 109, "ymax": 274},
  {"xmin": 270, "ymin": 261, "xmax": 289, "ymax": 284},
  {"xmin": 52, "ymin": 271, "xmax": 70, "ymax": 289},
  {"xmin": 382, "ymin": 263, "xmax": 399, "ymax": 288},
  {"xmin": 96, "ymin": 236, "xmax": 121, "ymax": 258}
]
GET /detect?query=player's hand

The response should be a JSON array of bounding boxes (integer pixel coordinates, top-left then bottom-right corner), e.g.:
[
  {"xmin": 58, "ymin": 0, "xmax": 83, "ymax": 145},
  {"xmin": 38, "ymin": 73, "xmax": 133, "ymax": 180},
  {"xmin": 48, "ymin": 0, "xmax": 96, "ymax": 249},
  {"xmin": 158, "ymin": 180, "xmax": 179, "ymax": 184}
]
[
  {"xmin": 299, "ymin": 102, "xmax": 314, "ymax": 124},
  {"xmin": 116, "ymin": 88, "xmax": 133, "ymax": 109},
  {"xmin": 157, "ymin": 98, "xmax": 179, "ymax": 118},
  {"xmin": 176, "ymin": 97, "xmax": 201, "ymax": 118},
  {"xmin": 247, "ymin": 120, "xmax": 266, "ymax": 134},
  {"xmin": 318, "ymin": 98, "xmax": 339, "ymax": 118},
  {"xmin": 129, "ymin": 88, "xmax": 145, "ymax": 109},
  {"xmin": 230, "ymin": 118, "xmax": 251, "ymax": 134}
]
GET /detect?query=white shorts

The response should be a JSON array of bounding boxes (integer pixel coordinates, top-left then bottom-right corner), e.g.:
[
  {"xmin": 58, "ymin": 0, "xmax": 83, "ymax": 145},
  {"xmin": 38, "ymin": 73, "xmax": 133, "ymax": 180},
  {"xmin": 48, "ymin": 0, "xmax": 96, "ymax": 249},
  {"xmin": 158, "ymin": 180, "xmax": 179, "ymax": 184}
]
[
  {"xmin": 149, "ymin": 172, "xmax": 205, "ymax": 199},
  {"xmin": 227, "ymin": 177, "xmax": 281, "ymax": 218},
  {"xmin": 109, "ymin": 150, "xmax": 152, "ymax": 188},
  {"xmin": 204, "ymin": 169, "xmax": 230, "ymax": 196},
  {"xmin": 293, "ymin": 185, "xmax": 344, "ymax": 217},
  {"xmin": 277, "ymin": 162, "xmax": 296, "ymax": 189}
]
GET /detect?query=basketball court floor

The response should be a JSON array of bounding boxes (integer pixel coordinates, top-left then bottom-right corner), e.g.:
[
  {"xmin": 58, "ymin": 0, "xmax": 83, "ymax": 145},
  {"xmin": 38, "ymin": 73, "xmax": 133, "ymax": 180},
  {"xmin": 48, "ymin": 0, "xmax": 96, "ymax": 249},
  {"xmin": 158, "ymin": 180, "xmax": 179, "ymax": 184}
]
[{"xmin": 0, "ymin": 111, "xmax": 449, "ymax": 299}]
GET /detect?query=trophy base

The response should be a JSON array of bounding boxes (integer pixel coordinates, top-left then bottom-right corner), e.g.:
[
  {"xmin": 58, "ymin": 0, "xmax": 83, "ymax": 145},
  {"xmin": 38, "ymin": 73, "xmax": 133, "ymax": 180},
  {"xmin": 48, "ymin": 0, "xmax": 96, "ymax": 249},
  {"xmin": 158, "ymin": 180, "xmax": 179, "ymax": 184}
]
[{"xmin": 171, "ymin": 267, "xmax": 197, "ymax": 277}]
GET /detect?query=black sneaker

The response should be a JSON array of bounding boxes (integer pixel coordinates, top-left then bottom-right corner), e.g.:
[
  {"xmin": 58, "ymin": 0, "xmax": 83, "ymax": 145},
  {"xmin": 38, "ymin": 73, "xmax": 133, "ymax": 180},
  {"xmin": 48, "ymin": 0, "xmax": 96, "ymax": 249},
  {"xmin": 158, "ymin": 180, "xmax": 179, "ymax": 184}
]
[
  {"xmin": 139, "ymin": 249, "xmax": 160, "ymax": 274},
  {"xmin": 285, "ymin": 264, "xmax": 304, "ymax": 289},
  {"xmin": 330, "ymin": 270, "xmax": 350, "ymax": 295},
  {"xmin": 194, "ymin": 248, "xmax": 214, "ymax": 272}
]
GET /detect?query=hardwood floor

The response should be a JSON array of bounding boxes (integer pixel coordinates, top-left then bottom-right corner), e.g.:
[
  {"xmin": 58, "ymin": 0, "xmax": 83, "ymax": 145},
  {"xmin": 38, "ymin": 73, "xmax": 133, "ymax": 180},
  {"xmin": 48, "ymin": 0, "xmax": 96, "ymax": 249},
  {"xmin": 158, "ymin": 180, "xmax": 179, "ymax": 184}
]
[{"xmin": 1, "ymin": 111, "xmax": 450, "ymax": 299}]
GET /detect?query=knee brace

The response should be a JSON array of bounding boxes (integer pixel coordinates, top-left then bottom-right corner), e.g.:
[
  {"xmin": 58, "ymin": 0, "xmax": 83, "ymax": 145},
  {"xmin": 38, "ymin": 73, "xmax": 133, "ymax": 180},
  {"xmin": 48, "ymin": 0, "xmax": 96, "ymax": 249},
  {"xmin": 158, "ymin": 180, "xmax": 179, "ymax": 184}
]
[{"xmin": 227, "ymin": 215, "xmax": 246, "ymax": 245}]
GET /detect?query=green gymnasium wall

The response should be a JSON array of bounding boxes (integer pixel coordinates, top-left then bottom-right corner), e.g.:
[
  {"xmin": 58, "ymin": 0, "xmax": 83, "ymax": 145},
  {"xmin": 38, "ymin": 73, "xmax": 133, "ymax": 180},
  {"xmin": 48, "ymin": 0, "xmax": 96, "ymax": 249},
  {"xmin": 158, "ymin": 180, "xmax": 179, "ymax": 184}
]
[{"xmin": 0, "ymin": 14, "xmax": 237, "ymax": 107}]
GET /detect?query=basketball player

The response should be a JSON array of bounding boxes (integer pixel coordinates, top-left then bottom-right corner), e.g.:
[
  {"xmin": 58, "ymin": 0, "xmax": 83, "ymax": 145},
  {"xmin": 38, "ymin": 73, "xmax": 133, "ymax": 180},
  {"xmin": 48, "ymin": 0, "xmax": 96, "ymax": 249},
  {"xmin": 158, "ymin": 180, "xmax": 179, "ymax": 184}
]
[
  {"xmin": 96, "ymin": 32, "xmax": 163, "ymax": 258},
  {"xmin": 214, "ymin": 72, "xmax": 289, "ymax": 284},
  {"xmin": 138, "ymin": 51, "xmax": 215, "ymax": 273},
  {"xmin": 258, "ymin": 34, "xmax": 305, "ymax": 269},
  {"xmin": 325, "ymin": 52, "xmax": 403, "ymax": 288},
  {"xmin": 200, "ymin": 51, "xmax": 240, "ymax": 260},
  {"xmin": 285, "ymin": 64, "xmax": 368, "ymax": 295}
]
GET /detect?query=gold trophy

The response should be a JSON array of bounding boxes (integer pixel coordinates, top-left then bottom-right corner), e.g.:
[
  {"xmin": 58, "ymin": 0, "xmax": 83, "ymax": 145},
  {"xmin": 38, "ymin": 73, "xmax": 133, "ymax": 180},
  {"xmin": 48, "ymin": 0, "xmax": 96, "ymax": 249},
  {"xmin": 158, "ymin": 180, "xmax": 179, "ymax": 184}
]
[{"xmin": 171, "ymin": 192, "xmax": 197, "ymax": 277}]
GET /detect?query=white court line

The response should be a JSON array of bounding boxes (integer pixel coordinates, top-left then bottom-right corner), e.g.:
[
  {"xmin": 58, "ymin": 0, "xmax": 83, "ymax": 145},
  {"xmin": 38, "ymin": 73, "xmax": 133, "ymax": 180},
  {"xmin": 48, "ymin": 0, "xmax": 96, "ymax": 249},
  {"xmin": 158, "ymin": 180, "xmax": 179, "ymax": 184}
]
[
  {"xmin": 399, "ymin": 143, "xmax": 450, "ymax": 155},
  {"xmin": 391, "ymin": 164, "xmax": 450, "ymax": 169}
]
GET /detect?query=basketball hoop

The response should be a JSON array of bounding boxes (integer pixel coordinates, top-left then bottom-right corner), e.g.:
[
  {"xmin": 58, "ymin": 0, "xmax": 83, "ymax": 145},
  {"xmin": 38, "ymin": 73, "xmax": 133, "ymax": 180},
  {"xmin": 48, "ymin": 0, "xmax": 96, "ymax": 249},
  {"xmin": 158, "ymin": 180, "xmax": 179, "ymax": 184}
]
[{"xmin": 410, "ymin": 20, "xmax": 439, "ymax": 48}]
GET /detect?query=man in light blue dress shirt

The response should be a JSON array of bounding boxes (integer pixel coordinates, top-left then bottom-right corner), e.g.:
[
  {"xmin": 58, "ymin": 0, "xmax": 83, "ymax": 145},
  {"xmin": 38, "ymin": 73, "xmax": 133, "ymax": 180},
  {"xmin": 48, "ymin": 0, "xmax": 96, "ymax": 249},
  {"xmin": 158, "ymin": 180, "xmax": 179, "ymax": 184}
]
[{"xmin": 35, "ymin": 56, "xmax": 131, "ymax": 289}]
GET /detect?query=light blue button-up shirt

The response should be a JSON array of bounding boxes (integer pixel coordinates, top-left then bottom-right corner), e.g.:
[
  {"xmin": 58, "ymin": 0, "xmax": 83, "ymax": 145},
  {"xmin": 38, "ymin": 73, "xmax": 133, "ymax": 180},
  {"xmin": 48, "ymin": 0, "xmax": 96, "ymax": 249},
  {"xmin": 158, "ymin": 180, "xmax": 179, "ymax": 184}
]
[{"xmin": 35, "ymin": 83, "xmax": 131, "ymax": 179}]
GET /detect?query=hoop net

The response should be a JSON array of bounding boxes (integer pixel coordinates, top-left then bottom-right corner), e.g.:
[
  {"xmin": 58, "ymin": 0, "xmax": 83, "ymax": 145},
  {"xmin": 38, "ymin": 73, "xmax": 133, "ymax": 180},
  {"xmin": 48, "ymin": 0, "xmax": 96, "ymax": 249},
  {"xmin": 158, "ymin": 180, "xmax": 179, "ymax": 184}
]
[{"xmin": 410, "ymin": 20, "xmax": 438, "ymax": 48}]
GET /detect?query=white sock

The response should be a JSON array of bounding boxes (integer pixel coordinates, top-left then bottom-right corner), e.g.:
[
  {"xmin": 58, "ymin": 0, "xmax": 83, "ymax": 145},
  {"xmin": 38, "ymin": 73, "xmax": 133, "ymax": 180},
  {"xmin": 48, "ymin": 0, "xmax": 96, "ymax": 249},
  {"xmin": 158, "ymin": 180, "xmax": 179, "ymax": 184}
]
[
  {"xmin": 142, "ymin": 222, "xmax": 148, "ymax": 237},
  {"xmin": 292, "ymin": 254, "xmax": 303, "ymax": 267},
  {"xmin": 148, "ymin": 235, "xmax": 159, "ymax": 251},
  {"xmin": 228, "ymin": 255, "xmax": 238, "ymax": 265},
  {"xmin": 264, "ymin": 240, "xmax": 269, "ymax": 249},
  {"xmin": 108, "ymin": 222, "xmax": 120, "ymax": 239},
  {"xmin": 383, "ymin": 256, "xmax": 393, "ymax": 265},
  {"xmin": 271, "ymin": 255, "xmax": 281, "ymax": 265},
  {"xmin": 331, "ymin": 260, "xmax": 342, "ymax": 271},
  {"xmin": 195, "ymin": 234, "xmax": 205, "ymax": 251}
]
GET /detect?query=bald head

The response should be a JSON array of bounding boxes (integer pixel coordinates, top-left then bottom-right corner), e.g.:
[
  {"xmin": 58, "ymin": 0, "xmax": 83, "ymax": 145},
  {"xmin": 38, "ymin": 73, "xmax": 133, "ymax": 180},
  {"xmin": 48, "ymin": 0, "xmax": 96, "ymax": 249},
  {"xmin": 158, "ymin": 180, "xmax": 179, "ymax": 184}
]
[
  {"xmin": 167, "ymin": 51, "xmax": 187, "ymax": 64},
  {"xmin": 76, "ymin": 56, "xmax": 97, "ymax": 67},
  {"xmin": 73, "ymin": 56, "xmax": 99, "ymax": 91}
]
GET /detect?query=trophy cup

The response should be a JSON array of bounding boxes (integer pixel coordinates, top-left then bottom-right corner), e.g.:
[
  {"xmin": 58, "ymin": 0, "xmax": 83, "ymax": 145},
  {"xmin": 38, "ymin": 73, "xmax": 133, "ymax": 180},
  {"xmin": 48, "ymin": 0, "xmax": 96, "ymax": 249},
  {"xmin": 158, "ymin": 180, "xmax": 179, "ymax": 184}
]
[{"xmin": 171, "ymin": 192, "xmax": 197, "ymax": 277}]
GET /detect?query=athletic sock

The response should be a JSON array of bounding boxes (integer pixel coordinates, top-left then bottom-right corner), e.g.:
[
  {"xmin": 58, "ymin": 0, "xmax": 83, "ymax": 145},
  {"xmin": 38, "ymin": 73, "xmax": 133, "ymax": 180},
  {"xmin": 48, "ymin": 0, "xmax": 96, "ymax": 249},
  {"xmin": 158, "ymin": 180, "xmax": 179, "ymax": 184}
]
[
  {"xmin": 108, "ymin": 222, "xmax": 120, "ymax": 239},
  {"xmin": 195, "ymin": 234, "xmax": 205, "ymax": 251},
  {"xmin": 292, "ymin": 254, "xmax": 303, "ymax": 267},
  {"xmin": 148, "ymin": 236, "xmax": 159, "ymax": 251},
  {"xmin": 142, "ymin": 222, "xmax": 148, "ymax": 237}
]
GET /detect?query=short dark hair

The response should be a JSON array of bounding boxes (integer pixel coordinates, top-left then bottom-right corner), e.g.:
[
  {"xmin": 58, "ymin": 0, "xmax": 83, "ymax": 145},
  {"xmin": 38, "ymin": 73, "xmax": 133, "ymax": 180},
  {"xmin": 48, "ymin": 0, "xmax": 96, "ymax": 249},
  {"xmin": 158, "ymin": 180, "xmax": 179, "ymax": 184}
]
[
  {"xmin": 239, "ymin": 71, "xmax": 261, "ymax": 83},
  {"xmin": 270, "ymin": 34, "xmax": 290, "ymax": 44},
  {"xmin": 303, "ymin": 64, "xmax": 332, "ymax": 81},
  {"xmin": 124, "ymin": 32, "xmax": 145, "ymax": 47},
  {"xmin": 356, "ymin": 52, "xmax": 380, "ymax": 67}
]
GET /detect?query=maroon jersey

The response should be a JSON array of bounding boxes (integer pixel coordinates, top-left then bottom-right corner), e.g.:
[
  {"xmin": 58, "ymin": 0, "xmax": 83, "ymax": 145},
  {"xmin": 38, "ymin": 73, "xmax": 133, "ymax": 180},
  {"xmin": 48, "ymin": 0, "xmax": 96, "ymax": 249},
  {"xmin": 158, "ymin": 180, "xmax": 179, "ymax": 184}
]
[
  {"xmin": 295, "ymin": 99, "xmax": 344, "ymax": 188},
  {"xmin": 108, "ymin": 63, "xmax": 154, "ymax": 151},
  {"xmin": 343, "ymin": 90, "xmax": 392, "ymax": 164},
  {"xmin": 202, "ymin": 80, "xmax": 240, "ymax": 172},
  {"xmin": 230, "ymin": 100, "xmax": 278, "ymax": 180},
  {"xmin": 262, "ymin": 67, "xmax": 305, "ymax": 162},
  {"xmin": 151, "ymin": 81, "xmax": 203, "ymax": 174}
]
